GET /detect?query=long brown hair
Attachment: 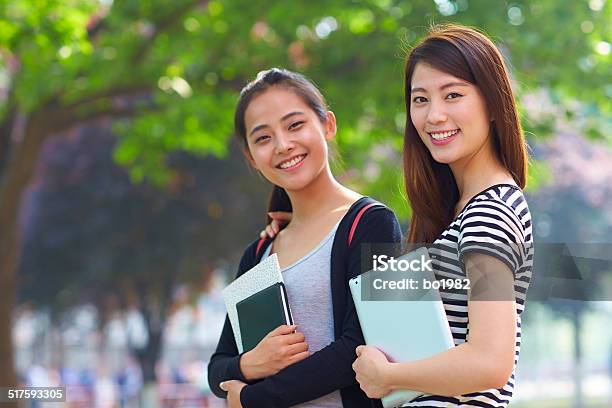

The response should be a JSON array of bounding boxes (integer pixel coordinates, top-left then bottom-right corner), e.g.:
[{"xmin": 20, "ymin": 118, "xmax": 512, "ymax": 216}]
[
  {"xmin": 404, "ymin": 24, "xmax": 528, "ymax": 244},
  {"xmin": 234, "ymin": 68, "xmax": 329, "ymax": 223}
]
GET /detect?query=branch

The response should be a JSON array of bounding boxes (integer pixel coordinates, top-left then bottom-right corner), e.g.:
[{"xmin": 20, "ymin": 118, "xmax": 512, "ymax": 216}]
[
  {"xmin": 53, "ymin": 101, "xmax": 162, "ymax": 133},
  {"xmin": 79, "ymin": 104, "xmax": 161, "ymax": 122},
  {"xmin": 63, "ymin": 84, "xmax": 152, "ymax": 112}
]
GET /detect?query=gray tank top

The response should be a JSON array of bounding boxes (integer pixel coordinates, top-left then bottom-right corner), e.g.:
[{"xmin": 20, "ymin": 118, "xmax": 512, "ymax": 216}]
[{"xmin": 262, "ymin": 223, "xmax": 343, "ymax": 407}]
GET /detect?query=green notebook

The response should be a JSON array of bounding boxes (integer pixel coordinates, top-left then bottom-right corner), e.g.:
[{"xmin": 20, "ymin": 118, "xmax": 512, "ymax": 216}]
[{"xmin": 236, "ymin": 282, "xmax": 293, "ymax": 352}]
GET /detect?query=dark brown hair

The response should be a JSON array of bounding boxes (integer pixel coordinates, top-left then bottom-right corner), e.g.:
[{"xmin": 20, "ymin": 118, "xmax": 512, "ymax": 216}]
[
  {"xmin": 404, "ymin": 24, "xmax": 528, "ymax": 243},
  {"xmin": 234, "ymin": 68, "xmax": 329, "ymax": 221}
]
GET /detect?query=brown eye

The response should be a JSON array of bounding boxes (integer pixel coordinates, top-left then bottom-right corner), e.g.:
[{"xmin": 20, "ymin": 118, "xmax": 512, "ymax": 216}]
[
  {"xmin": 254, "ymin": 135, "xmax": 270, "ymax": 144},
  {"xmin": 288, "ymin": 121, "xmax": 304, "ymax": 130},
  {"xmin": 412, "ymin": 96, "xmax": 427, "ymax": 104},
  {"xmin": 446, "ymin": 92, "xmax": 462, "ymax": 99}
]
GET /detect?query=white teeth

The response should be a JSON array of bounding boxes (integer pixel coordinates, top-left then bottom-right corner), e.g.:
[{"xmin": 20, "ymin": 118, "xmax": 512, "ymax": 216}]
[
  {"xmin": 429, "ymin": 129, "xmax": 459, "ymax": 140},
  {"xmin": 279, "ymin": 155, "xmax": 305, "ymax": 169}
]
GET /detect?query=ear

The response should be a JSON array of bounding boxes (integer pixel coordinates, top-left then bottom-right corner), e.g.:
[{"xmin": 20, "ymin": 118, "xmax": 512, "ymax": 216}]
[
  {"xmin": 323, "ymin": 111, "xmax": 337, "ymax": 142},
  {"xmin": 242, "ymin": 147, "xmax": 258, "ymax": 170}
]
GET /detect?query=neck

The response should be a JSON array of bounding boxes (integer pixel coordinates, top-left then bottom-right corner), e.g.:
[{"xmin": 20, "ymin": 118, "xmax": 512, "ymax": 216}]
[
  {"xmin": 449, "ymin": 139, "xmax": 513, "ymax": 202},
  {"xmin": 285, "ymin": 165, "xmax": 354, "ymax": 225}
]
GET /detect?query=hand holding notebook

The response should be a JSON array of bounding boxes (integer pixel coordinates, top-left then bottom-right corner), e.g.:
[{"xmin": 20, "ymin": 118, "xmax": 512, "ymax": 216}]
[
  {"xmin": 222, "ymin": 253, "xmax": 309, "ymax": 380},
  {"xmin": 238, "ymin": 323, "xmax": 310, "ymax": 380}
]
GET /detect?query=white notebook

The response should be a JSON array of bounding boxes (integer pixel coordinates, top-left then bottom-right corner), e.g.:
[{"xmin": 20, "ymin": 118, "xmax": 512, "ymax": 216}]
[{"xmin": 222, "ymin": 253, "xmax": 284, "ymax": 353}]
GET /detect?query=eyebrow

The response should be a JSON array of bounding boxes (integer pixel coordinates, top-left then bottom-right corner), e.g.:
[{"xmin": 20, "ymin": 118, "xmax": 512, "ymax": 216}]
[
  {"xmin": 249, "ymin": 111, "xmax": 305, "ymax": 137},
  {"xmin": 411, "ymin": 81, "xmax": 470, "ymax": 93}
]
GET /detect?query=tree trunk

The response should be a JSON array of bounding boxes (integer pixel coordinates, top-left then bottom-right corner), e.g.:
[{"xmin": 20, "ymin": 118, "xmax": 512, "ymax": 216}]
[
  {"xmin": 0, "ymin": 114, "xmax": 50, "ymax": 390},
  {"xmin": 138, "ymin": 330, "xmax": 162, "ymax": 408}
]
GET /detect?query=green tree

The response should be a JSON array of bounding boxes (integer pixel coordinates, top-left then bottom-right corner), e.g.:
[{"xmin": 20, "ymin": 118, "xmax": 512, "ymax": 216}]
[
  {"xmin": 0, "ymin": 0, "xmax": 609, "ymax": 389},
  {"xmin": 18, "ymin": 123, "xmax": 271, "ymax": 384}
]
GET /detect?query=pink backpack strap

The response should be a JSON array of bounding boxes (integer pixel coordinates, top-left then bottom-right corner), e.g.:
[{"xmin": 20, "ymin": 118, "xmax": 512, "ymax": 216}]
[
  {"xmin": 348, "ymin": 203, "xmax": 380, "ymax": 247},
  {"xmin": 255, "ymin": 237, "xmax": 267, "ymax": 258}
]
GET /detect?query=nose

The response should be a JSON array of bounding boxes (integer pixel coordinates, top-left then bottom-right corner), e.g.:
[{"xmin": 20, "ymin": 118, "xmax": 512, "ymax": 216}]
[
  {"xmin": 274, "ymin": 132, "xmax": 295, "ymax": 155},
  {"xmin": 426, "ymin": 100, "xmax": 447, "ymax": 125}
]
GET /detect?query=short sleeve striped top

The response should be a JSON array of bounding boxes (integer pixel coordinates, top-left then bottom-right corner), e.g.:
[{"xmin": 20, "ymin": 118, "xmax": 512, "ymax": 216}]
[{"xmin": 404, "ymin": 184, "xmax": 533, "ymax": 407}]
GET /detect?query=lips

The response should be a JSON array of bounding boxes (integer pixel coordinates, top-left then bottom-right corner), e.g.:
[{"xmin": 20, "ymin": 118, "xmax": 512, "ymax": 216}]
[
  {"xmin": 276, "ymin": 154, "xmax": 307, "ymax": 170},
  {"xmin": 428, "ymin": 129, "xmax": 459, "ymax": 140},
  {"xmin": 427, "ymin": 129, "xmax": 460, "ymax": 146}
]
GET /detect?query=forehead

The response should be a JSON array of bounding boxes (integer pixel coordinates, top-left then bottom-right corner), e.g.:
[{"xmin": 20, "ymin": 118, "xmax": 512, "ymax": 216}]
[
  {"xmin": 411, "ymin": 62, "xmax": 467, "ymax": 89},
  {"xmin": 245, "ymin": 87, "xmax": 310, "ymax": 128}
]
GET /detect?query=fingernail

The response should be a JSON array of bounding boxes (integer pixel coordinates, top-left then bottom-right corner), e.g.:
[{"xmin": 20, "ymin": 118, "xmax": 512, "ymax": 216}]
[{"xmin": 219, "ymin": 382, "xmax": 225, "ymax": 390}]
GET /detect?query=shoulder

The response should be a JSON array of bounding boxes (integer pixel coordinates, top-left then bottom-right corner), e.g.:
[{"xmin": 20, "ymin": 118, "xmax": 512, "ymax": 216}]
[
  {"xmin": 359, "ymin": 203, "xmax": 400, "ymax": 226},
  {"xmin": 460, "ymin": 186, "xmax": 529, "ymax": 240},
  {"xmin": 346, "ymin": 199, "xmax": 403, "ymax": 245}
]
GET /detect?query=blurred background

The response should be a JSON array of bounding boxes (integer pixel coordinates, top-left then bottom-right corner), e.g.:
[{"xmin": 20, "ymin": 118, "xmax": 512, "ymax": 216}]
[{"xmin": 0, "ymin": 0, "xmax": 610, "ymax": 407}]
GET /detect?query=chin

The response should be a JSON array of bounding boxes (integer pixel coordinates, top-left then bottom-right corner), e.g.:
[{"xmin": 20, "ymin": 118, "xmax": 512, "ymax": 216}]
[
  {"xmin": 283, "ymin": 181, "xmax": 313, "ymax": 192},
  {"xmin": 430, "ymin": 152, "xmax": 457, "ymax": 165},
  {"xmin": 272, "ymin": 176, "xmax": 312, "ymax": 192}
]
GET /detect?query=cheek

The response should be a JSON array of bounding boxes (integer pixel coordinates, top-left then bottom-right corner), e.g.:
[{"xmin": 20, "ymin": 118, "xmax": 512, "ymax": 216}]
[
  {"xmin": 410, "ymin": 108, "xmax": 426, "ymax": 130},
  {"xmin": 410, "ymin": 110, "xmax": 428, "ymax": 140},
  {"xmin": 461, "ymin": 98, "xmax": 490, "ymax": 136},
  {"xmin": 248, "ymin": 146, "xmax": 271, "ymax": 169}
]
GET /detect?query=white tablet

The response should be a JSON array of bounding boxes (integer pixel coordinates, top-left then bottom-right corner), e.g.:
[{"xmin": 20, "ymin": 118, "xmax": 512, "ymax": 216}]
[{"xmin": 349, "ymin": 247, "xmax": 455, "ymax": 408}]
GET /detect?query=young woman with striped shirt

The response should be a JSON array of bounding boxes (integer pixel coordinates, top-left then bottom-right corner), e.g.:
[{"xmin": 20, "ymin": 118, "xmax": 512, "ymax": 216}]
[{"xmin": 351, "ymin": 25, "xmax": 533, "ymax": 407}]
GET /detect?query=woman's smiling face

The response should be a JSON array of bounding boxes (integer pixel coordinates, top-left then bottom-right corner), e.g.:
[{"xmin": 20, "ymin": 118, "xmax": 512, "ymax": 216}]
[
  {"xmin": 244, "ymin": 86, "xmax": 335, "ymax": 192},
  {"xmin": 409, "ymin": 62, "xmax": 492, "ymax": 166}
]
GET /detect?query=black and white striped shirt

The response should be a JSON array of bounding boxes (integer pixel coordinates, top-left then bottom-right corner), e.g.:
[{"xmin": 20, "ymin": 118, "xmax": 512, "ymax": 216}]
[{"xmin": 405, "ymin": 184, "xmax": 533, "ymax": 407}]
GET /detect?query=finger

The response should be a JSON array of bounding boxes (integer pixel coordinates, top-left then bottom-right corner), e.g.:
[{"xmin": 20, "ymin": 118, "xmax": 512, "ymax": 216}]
[
  {"xmin": 219, "ymin": 380, "xmax": 235, "ymax": 391},
  {"xmin": 286, "ymin": 341, "xmax": 309, "ymax": 355},
  {"xmin": 267, "ymin": 324, "xmax": 298, "ymax": 337},
  {"xmin": 288, "ymin": 350, "xmax": 310, "ymax": 364},
  {"xmin": 356, "ymin": 345, "xmax": 364, "ymax": 356},
  {"xmin": 282, "ymin": 331, "xmax": 306, "ymax": 345},
  {"xmin": 259, "ymin": 229, "xmax": 267, "ymax": 239},
  {"xmin": 268, "ymin": 211, "xmax": 293, "ymax": 222},
  {"xmin": 271, "ymin": 220, "xmax": 280, "ymax": 234},
  {"xmin": 265, "ymin": 225, "xmax": 276, "ymax": 238}
]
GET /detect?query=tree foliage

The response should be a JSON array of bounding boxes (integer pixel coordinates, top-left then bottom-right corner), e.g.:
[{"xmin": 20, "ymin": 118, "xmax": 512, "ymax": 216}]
[
  {"xmin": 1, "ymin": 0, "xmax": 610, "ymax": 218},
  {"xmin": 18, "ymin": 125, "xmax": 269, "ymax": 309}
]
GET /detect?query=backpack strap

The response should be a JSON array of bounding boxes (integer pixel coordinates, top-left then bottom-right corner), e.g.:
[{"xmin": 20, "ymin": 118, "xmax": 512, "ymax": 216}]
[
  {"xmin": 348, "ymin": 202, "xmax": 383, "ymax": 247},
  {"xmin": 255, "ymin": 237, "xmax": 267, "ymax": 258}
]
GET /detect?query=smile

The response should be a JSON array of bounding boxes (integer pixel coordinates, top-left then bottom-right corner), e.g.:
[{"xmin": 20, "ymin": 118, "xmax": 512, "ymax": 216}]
[
  {"xmin": 428, "ymin": 129, "xmax": 459, "ymax": 140},
  {"xmin": 277, "ymin": 154, "xmax": 307, "ymax": 170}
]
